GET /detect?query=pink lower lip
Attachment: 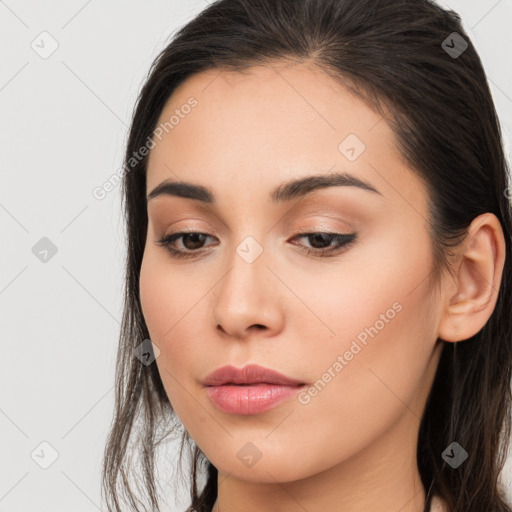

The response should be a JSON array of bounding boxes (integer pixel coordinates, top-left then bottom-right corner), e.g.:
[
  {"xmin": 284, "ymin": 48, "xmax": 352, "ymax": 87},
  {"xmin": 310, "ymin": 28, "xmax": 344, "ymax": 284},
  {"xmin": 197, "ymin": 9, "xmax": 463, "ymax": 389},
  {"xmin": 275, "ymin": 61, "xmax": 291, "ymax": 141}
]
[{"xmin": 205, "ymin": 383, "xmax": 305, "ymax": 415}]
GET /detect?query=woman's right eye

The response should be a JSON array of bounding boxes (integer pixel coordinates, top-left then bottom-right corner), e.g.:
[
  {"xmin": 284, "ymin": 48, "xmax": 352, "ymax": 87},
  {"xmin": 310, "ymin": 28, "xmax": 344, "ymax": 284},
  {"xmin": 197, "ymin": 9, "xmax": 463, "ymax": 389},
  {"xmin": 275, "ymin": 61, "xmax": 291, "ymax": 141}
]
[{"xmin": 156, "ymin": 231, "xmax": 217, "ymax": 259}]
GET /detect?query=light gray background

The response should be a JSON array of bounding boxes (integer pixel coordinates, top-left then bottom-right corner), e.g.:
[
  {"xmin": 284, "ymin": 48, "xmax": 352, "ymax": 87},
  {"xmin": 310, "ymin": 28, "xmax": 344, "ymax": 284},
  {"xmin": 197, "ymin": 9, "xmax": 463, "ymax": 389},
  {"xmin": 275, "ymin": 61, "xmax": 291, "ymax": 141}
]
[{"xmin": 1, "ymin": 1, "xmax": 512, "ymax": 511}]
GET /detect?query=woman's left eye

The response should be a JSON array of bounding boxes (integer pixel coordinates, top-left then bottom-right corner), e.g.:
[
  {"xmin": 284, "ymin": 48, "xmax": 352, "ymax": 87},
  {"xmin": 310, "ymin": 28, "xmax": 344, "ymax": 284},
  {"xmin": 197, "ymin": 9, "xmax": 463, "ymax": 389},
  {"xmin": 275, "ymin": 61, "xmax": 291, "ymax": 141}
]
[
  {"xmin": 290, "ymin": 232, "xmax": 357, "ymax": 256},
  {"xmin": 156, "ymin": 231, "xmax": 357, "ymax": 259}
]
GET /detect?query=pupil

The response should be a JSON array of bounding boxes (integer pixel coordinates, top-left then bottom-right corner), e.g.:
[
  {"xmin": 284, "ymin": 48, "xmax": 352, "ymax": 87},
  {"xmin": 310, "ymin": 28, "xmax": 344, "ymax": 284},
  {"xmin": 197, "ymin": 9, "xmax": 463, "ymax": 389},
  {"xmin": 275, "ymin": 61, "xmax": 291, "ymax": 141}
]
[
  {"xmin": 310, "ymin": 233, "xmax": 330, "ymax": 249},
  {"xmin": 184, "ymin": 233, "xmax": 205, "ymax": 250}
]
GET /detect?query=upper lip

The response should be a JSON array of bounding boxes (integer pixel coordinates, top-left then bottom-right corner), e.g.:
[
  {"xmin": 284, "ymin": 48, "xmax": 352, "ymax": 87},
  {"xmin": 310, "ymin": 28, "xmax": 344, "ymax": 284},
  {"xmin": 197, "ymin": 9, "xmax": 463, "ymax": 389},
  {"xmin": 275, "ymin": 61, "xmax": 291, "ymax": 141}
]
[{"xmin": 202, "ymin": 364, "xmax": 305, "ymax": 387}]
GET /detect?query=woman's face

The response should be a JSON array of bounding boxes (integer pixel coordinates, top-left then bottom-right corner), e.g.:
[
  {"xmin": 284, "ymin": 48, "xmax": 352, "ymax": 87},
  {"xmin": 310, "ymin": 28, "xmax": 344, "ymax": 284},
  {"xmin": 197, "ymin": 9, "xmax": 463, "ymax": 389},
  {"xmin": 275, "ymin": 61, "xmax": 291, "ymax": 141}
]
[{"xmin": 140, "ymin": 61, "xmax": 445, "ymax": 485}]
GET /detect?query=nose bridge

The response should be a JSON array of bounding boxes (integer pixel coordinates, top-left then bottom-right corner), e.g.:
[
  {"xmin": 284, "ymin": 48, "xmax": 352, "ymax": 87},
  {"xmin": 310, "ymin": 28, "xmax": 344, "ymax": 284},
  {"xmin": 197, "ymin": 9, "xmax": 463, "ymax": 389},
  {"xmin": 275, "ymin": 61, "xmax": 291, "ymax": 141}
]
[
  {"xmin": 223, "ymin": 205, "xmax": 272, "ymax": 280},
  {"xmin": 213, "ymin": 229, "xmax": 283, "ymax": 336},
  {"xmin": 222, "ymin": 232, "xmax": 270, "ymax": 304}
]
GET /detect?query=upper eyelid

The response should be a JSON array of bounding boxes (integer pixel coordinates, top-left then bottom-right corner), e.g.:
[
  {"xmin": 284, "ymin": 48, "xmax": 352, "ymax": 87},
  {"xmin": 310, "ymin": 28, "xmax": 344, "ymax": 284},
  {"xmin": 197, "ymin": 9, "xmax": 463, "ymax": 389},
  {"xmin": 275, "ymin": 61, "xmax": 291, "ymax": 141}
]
[
  {"xmin": 149, "ymin": 202, "xmax": 358, "ymax": 232},
  {"xmin": 158, "ymin": 212, "xmax": 355, "ymax": 234},
  {"xmin": 164, "ymin": 227, "xmax": 353, "ymax": 237}
]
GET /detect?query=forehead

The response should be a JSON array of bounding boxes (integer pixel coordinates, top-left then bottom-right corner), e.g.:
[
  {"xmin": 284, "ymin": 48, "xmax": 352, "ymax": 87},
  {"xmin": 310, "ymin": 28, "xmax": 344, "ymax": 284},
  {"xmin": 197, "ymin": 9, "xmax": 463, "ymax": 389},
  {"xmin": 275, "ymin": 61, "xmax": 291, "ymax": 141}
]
[{"xmin": 145, "ymin": 61, "xmax": 424, "ymax": 211}]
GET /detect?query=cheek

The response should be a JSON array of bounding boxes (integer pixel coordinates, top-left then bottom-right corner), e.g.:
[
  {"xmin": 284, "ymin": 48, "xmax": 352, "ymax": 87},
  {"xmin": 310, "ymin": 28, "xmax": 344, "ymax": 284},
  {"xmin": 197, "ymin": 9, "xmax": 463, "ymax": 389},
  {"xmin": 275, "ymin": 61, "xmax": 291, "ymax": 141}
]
[
  {"xmin": 279, "ymin": 223, "xmax": 434, "ymax": 353},
  {"xmin": 289, "ymin": 231, "xmax": 436, "ymax": 406},
  {"xmin": 139, "ymin": 253, "xmax": 171, "ymax": 339},
  {"xmin": 277, "ymin": 285, "xmax": 435, "ymax": 477},
  {"xmin": 139, "ymin": 247, "xmax": 204, "ymax": 342},
  {"xmin": 139, "ymin": 248, "xmax": 209, "ymax": 400}
]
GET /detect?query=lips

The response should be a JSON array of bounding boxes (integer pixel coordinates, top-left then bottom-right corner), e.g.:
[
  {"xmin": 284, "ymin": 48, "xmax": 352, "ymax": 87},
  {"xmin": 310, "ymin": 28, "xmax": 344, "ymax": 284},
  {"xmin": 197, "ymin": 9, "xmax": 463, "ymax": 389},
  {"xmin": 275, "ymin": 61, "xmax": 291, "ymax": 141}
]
[
  {"xmin": 202, "ymin": 363, "xmax": 305, "ymax": 387},
  {"xmin": 202, "ymin": 364, "xmax": 306, "ymax": 415}
]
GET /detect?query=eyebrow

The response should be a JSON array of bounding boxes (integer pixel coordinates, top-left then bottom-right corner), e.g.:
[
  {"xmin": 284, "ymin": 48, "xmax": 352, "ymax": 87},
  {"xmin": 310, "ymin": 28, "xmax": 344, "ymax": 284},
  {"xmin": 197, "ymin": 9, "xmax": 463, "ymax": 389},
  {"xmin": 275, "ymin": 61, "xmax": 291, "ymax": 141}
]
[{"xmin": 146, "ymin": 171, "xmax": 382, "ymax": 204}]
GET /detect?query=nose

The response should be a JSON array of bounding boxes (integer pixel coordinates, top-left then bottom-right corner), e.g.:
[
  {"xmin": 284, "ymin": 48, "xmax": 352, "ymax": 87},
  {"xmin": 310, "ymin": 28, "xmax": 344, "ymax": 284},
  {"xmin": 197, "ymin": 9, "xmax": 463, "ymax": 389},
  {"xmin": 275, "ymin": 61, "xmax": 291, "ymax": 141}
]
[{"xmin": 212, "ymin": 240, "xmax": 285, "ymax": 340}]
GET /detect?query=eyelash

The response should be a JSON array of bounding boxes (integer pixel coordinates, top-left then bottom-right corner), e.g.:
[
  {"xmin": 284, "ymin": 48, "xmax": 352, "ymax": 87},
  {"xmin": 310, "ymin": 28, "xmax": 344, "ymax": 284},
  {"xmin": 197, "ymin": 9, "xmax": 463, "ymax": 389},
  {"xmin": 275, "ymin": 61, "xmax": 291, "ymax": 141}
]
[{"xmin": 155, "ymin": 230, "xmax": 357, "ymax": 260}]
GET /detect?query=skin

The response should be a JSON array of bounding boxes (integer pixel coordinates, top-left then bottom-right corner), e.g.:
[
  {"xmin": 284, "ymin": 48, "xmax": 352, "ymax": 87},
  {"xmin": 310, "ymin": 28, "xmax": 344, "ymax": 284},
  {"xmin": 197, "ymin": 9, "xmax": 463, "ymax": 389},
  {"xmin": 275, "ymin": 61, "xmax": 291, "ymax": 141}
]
[{"xmin": 139, "ymin": 60, "xmax": 506, "ymax": 512}]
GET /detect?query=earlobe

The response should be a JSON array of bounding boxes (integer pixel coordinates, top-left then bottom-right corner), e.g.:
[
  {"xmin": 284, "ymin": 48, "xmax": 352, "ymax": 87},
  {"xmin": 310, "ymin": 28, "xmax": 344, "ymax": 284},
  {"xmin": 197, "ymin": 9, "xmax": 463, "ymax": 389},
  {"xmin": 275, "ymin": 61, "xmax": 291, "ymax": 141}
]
[{"xmin": 437, "ymin": 213, "xmax": 506, "ymax": 343}]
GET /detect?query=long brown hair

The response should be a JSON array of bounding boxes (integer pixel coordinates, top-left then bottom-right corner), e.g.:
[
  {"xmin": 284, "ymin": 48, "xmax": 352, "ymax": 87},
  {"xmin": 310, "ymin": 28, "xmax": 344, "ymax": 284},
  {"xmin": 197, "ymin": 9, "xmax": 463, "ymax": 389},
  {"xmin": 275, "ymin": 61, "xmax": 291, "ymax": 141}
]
[{"xmin": 101, "ymin": 1, "xmax": 512, "ymax": 510}]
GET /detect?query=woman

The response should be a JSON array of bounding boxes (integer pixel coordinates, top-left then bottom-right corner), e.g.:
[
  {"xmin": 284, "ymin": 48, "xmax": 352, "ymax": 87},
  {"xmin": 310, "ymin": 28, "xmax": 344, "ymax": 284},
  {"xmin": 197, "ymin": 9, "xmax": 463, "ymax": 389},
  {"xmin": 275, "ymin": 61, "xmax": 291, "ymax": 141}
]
[{"xmin": 101, "ymin": 0, "xmax": 512, "ymax": 511}]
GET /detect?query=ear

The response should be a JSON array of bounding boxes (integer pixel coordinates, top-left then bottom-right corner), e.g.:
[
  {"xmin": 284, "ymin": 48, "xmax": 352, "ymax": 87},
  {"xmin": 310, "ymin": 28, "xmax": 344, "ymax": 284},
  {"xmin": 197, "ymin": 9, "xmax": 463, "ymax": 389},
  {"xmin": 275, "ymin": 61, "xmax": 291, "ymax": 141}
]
[{"xmin": 437, "ymin": 213, "xmax": 506, "ymax": 343}]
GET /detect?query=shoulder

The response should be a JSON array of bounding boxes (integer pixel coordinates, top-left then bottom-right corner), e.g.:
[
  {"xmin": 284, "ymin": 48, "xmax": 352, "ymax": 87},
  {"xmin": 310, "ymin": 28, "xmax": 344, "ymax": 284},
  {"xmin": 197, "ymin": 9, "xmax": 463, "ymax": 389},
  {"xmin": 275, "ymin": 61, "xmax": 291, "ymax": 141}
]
[{"xmin": 431, "ymin": 495, "xmax": 449, "ymax": 512}]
